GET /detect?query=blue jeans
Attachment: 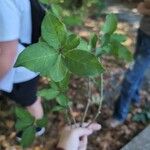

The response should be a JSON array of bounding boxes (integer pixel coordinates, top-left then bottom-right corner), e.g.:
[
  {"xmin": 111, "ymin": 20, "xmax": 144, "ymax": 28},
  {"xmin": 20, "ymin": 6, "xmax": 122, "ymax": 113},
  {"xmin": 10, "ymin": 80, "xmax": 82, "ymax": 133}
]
[{"xmin": 114, "ymin": 29, "xmax": 150, "ymax": 121}]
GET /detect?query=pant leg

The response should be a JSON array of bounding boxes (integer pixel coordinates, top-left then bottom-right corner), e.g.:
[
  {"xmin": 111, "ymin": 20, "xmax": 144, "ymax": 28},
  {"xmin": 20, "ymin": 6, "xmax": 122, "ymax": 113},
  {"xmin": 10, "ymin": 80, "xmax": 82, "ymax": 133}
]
[
  {"xmin": 114, "ymin": 30, "xmax": 150, "ymax": 121},
  {"xmin": 133, "ymin": 30, "xmax": 150, "ymax": 102},
  {"xmin": 2, "ymin": 76, "xmax": 39, "ymax": 107},
  {"xmin": 131, "ymin": 77, "xmax": 143, "ymax": 103},
  {"xmin": 134, "ymin": 29, "xmax": 142, "ymax": 58},
  {"xmin": 131, "ymin": 29, "xmax": 143, "ymax": 103}
]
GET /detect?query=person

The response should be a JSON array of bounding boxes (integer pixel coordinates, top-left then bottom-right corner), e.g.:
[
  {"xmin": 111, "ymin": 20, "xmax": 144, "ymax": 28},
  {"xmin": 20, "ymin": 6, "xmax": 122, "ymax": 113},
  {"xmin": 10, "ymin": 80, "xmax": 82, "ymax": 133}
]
[
  {"xmin": 56, "ymin": 123, "xmax": 101, "ymax": 150},
  {"xmin": 107, "ymin": 0, "xmax": 150, "ymax": 128},
  {"xmin": 0, "ymin": 0, "xmax": 45, "ymax": 140}
]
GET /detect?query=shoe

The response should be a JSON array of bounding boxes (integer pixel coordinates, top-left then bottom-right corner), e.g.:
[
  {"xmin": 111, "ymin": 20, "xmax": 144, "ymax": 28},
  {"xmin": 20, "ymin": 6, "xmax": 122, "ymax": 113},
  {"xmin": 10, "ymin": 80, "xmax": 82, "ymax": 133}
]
[
  {"xmin": 105, "ymin": 118, "xmax": 123, "ymax": 128},
  {"xmin": 16, "ymin": 127, "xmax": 45, "ymax": 142}
]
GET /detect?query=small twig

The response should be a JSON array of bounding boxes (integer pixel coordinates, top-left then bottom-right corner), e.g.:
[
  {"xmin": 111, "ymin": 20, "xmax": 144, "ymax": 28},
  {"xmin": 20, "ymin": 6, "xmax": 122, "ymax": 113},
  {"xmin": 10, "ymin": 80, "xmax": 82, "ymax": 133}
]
[
  {"xmin": 69, "ymin": 105, "xmax": 77, "ymax": 127},
  {"xmin": 65, "ymin": 109, "xmax": 72, "ymax": 126},
  {"xmin": 86, "ymin": 74, "xmax": 104, "ymax": 127},
  {"xmin": 81, "ymin": 78, "xmax": 92, "ymax": 127},
  {"xmin": 81, "ymin": 99, "xmax": 90, "ymax": 127},
  {"xmin": 95, "ymin": 74, "xmax": 104, "ymax": 119}
]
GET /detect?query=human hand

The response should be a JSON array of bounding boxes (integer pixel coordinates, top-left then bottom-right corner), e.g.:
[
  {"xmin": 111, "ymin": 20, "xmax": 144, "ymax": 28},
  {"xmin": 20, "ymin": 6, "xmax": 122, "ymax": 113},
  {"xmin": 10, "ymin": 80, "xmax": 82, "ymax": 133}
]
[{"xmin": 57, "ymin": 123, "xmax": 101, "ymax": 150}]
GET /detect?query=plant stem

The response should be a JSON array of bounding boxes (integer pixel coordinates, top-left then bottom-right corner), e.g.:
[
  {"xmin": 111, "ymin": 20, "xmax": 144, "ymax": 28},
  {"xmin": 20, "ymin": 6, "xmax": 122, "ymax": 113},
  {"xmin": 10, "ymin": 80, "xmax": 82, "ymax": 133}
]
[
  {"xmin": 69, "ymin": 105, "xmax": 77, "ymax": 127},
  {"xmin": 65, "ymin": 109, "xmax": 72, "ymax": 126},
  {"xmin": 87, "ymin": 74, "xmax": 104, "ymax": 127},
  {"xmin": 81, "ymin": 99, "xmax": 90, "ymax": 127},
  {"xmin": 81, "ymin": 78, "xmax": 92, "ymax": 127}
]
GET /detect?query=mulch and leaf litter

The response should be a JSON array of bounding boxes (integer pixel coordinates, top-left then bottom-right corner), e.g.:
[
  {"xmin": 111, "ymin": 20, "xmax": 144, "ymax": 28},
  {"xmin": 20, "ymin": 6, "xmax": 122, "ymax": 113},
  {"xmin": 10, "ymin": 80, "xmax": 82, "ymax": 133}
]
[{"xmin": 0, "ymin": 1, "xmax": 150, "ymax": 150}]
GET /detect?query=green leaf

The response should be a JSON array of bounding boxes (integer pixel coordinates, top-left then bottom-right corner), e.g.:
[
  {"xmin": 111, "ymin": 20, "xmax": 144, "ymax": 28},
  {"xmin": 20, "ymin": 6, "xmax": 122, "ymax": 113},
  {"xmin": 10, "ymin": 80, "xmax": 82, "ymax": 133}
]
[
  {"xmin": 51, "ymin": 81, "xmax": 59, "ymax": 90},
  {"xmin": 15, "ymin": 119, "xmax": 34, "ymax": 131},
  {"xmin": 101, "ymin": 33, "xmax": 111, "ymax": 47},
  {"xmin": 51, "ymin": 4, "xmax": 62, "ymax": 18},
  {"xmin": 38, "ymin": 0, "xmax": 50, "ymax": 5},
  {"xmin": 77, "ymin": 39, "xmax": 89, "ymax": 51},
  {"xmin": 132, "ymin": 113, "xmax": 147, "ymax": 123},
  {"xmin": 146, "ymin": 112, "xmax": 150, "ymax": 120},
  {"xmin": 36, "ymin": 117, "xmax": 48, "ymax": 127},
  {"xmin": 96, "ymin": 44, "xmax": 112, "ymax": 56},
  {"xmin": 57, "ymin": 72, "xmax": 70, "ymax": 92},
  {"xmin": 64, "ymin": 50, "xmax": 104, "ymax": 77},
  {"xmin": 49, "ymin": 54, "xmax": 68, "ymax": 82},
  {"xmin": 63, "ymin": 15, "xmax": 83, "ymax": 27},
  {"xmin": 51, "ymin": 105, "xmax": 65, "ymax": 112},
  {"xmin": 16, "ymin": 42, "xmax": 58, "ymax": 78},
  {"xmin": 42, "ymin": 12, "xmax": 67, "ymax": 49},
  {"xmin": 117, "ymin": 44, "xmax": 133, "ymax": 62},
  {"xmin": 89, "ymin": 34, "xmax": 98, "ymax": 50},
  {"xmin": 63, "ymin": 34, "xmax": 80, "ymax": 52},
  {"xmin": 102, "ymin": 13, "xmax": 117, "ymax": 34},
  {"xmin": 110, "ymin": 41, "xmax": 133, "ymax": 62},
  {"xmin": 56, "ymin": 94, "xmax": 69, "ymax": 107},
  {"xmin": 15, "ymin": 107, "xmax": 34, "ymax": 122},
  {"xmin": 15, "ymin": 107, "xmax": 34, "ymax": 131},
  {"xmin": 21, "ymin": 126, "xmax": 36, "ymax": 148},
  {"xmin": 96, "ymin": 47, "xmax": 103, "ymax": 56},
  {"xmin": 38, "ymin": 36, "xmax": 46, "ymax": 43},
  {"xmin": 111, "ymin": 41, "xmax": 132, "ymax": 62},
  {"xmin": 111, "ymin": 33, "xmax": 127, "ymax": 43},
  {"xmin": 38, "ymin": 88, "xmax": 60, "ymax": 100}
]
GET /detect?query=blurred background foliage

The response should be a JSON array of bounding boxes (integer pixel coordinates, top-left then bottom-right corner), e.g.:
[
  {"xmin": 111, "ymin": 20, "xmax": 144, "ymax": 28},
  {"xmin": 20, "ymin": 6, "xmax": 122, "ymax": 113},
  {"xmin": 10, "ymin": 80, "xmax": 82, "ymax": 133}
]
[{"xmin": 39, "ymin": 0, "xmax": 106, "ymax": 28}]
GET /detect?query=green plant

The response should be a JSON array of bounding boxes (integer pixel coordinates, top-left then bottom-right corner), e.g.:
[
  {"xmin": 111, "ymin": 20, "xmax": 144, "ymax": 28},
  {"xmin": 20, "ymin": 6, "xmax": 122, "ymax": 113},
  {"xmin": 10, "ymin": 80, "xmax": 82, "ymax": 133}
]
[
  {"xmin": 132, "ymin": 104, "xmax": 150, "ymax": 124},
  {"xmin": 39, "ymin": 0, "xmax": 105, "ymax": 27},
  {"xmin": 15, "ymin": 107, "xmax": 47, "ymax": 147},
  {"xmin": 15, "ymin": 11, "xmax": 132, "ymax": 147}
]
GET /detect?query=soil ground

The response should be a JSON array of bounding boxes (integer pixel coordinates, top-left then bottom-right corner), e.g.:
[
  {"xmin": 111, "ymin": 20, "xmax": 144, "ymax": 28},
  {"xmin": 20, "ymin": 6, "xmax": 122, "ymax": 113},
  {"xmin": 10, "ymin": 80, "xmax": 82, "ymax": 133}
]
[{"xmin": 0, "ymin": 1, "xmax": 149, "ymax": 150}]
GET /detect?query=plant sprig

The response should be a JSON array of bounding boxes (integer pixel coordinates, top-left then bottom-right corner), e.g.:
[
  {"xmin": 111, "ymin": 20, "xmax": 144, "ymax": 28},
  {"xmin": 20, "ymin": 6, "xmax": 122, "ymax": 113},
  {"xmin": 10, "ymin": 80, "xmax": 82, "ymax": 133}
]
[{"xmin": 15, "ymin": 11, "xmax": 133, "ymax": 148}]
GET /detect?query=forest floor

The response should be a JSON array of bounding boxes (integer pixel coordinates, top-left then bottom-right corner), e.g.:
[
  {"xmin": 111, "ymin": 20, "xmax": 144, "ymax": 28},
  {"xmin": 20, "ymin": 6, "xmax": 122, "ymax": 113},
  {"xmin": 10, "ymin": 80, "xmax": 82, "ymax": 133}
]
[{"xmin": 0, "ymin": 1, "xmax": 150, "ymax": 150}]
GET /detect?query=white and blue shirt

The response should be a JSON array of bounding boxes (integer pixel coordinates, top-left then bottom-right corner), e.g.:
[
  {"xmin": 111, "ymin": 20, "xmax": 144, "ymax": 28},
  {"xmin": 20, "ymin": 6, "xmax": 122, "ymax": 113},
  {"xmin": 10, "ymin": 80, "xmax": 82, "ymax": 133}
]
[{"xmin": 0, "ymin": 0, "xmax": 38, "ymax": 92}]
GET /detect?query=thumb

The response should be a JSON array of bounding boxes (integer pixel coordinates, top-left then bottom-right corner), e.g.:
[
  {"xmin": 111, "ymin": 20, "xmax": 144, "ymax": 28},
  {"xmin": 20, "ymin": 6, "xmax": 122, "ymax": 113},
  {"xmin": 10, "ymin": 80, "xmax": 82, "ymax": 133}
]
[{"xmin": 79, "ymin": 136, "xmax": 88, "ymax": 150}]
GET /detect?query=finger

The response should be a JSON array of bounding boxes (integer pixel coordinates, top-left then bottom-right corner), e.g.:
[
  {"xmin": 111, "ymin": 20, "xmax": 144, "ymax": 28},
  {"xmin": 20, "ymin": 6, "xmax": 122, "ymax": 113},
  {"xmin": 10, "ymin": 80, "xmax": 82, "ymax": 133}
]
[
  {"xmin": 71, "ymin": 123, "xmax": 89, "ymax": 129},
  {"xmin": 62, "ymin": 122, "xmax": 93, "ymax": 133},
  {"xmin": 74, "ymin": 128, "xmax": 93, "ymax": 137},
  {"xmin": 71, "ymin": 122, "xmax": 93, "ymax": 128},
  {"xmin": 88, "ymin": 123, "xmax": 101, "ymax": 131},
  {"xmin": 71, "ymin": 122, "xmax": 101, "ymax": 128},
  {"xmin": 64, "ymin": 123, "xmax": 101, "ymax": 133}
]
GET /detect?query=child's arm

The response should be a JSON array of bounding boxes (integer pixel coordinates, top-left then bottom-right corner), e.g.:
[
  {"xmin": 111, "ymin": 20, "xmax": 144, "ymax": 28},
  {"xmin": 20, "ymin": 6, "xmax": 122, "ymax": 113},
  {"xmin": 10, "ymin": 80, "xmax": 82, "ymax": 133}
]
[
  {"xmin": 137, "ymin": 2, "xmax": 150, "ymax": 15},
  {"xmin": 0, "ymin": 40, "xmax": 18, "ymax": 79}
]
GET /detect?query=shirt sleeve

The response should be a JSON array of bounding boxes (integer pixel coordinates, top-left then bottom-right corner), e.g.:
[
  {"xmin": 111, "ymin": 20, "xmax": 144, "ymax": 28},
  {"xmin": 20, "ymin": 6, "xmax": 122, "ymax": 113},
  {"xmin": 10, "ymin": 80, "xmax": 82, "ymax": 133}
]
[{"xmin": 0, "ymin": 0, "xmax": 20, "ymax": 41}]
